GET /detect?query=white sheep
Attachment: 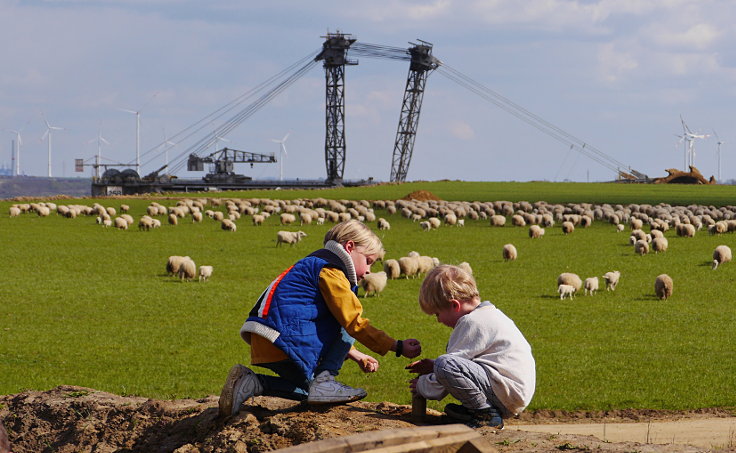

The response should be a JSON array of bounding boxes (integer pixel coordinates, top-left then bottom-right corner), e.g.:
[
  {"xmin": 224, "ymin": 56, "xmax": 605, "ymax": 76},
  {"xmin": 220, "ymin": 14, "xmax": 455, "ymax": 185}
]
[
  {"xmin": 178, "ymin": 257, "xmax": 197, "ymax": 281},
  {"xmin": 602, "ymin": 271, "xmax": 621, "ymax": 291},
  {"xmin": 654, "ymin": 274, "xmax": 673, "ymax": 300},
  {"xmin": 561, "ymin": 221, "xmax": 575, "ymax": 235},
  {"xmin": 377, "ymin": 218, "xmax": 391, "ymax": 230},
  {"xmin": 584, "ymin": 277, "xmax": 599, "ymax": 296},
  {"xmin": 615, "ymin": 223, "xmax": 625, "ymax": 232},
  {"xmin": 419, "ymin": 221, "xmax": 432, "ymax": 232},
  {"xmin": 557, "ymin": 273, "xmax": 582, "ymax": 292},
  {"xmin": 252, "ymin": 214, "xmax": 265, "ymax": 226},
  {"xmin": 454, "ymin": 262, "xmax": 472, "ymax": 276},
  {"xmin": 167, "ymin": 255, "xmax": 189, "ymax": 275},
  {"xmin": 198, "ymin": 265, "xmax": 213, "ymax": 282},
  {"xmin": 651, "ymin": 237, "xmax": 668, "ymax": 253},
  {"xmin": 359, "ymin": 271, "xmax": 388, "ymax": 297},
  {"xmin": 558, "ymin": 284, "xmax": 575, "ymax": 300},
  {"xmin": 529, "ymin": 225, "xmax": 545, "ymax": 239},
  {"xmin": 276, "ymin": 230, "xmax": 307, "ymax": 247},
  {"xmin": 280, "ymin": 213, "xmax": 297, "ymax": 225},
  {"xmin": 634, "ymin": 239, "xmax": 649, "ymax": 255},
  {"xmin": 383, "ymin": 259, "xmax": 401, "ymax": 279},
  {"xmin": 428, "ymin": 217, "xmax": 441, "ymax": 229},
  {"xmin": 712, "ymin": 245, "xmax": 732, "ymax": 270},
  {"xmin": 417, "ymin": 256, "xmax": 439, "ymax": 274},
  {"xmin": 490, "ymin": 215, "xmax": 506, "ymax": 227},
  {"xmin": 114, "ymin": 217, "xmax": 128, "ymax": 230},
  {"xmin": 398, "ymin": 255, "xmax": 420, "ymax": 279},
  {"xmin": 221, "ymin": 219, "xmax": 237, "ymax": 232},
  {"xmin": 502, "ymin": 243, "xmax": 517, "ymax": 261},
  {"xmin": 138, "ymin": 216, "xmax": 154, "ymax": 231}
]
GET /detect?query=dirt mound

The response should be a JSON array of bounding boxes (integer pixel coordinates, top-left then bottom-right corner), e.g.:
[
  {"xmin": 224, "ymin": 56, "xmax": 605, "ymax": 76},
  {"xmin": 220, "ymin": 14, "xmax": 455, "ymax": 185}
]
[
  {"xmin": 0, "ymin": 386, "xmax": 717, "ymax": 452},
  {"xmin": 401, "ymin": 190, "xmax": 441, "ymax": 201}
]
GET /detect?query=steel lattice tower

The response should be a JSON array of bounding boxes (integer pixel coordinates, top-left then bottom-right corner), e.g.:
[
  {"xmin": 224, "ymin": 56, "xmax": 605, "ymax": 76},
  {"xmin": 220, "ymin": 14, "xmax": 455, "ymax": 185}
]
[
  {"xmin": 390, "ymin": 41, "xmax": 438, "ymax": 182},
  {"xmin": 315, "ymin": 32, "xmax": 357, "ymax": 184}
]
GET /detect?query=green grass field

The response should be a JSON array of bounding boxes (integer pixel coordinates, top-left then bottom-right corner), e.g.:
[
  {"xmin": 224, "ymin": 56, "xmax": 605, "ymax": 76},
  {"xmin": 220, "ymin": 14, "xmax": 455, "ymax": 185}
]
[{"xmin": 1, "ymin": 181, "xmax": 735, "ymax": 412}]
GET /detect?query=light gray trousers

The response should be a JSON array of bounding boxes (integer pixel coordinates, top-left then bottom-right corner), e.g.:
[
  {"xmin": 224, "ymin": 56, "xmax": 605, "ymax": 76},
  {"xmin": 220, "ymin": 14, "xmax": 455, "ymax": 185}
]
[{"xmin": 434, "ymin": 354, "xmax": 510, "ymax": 417}]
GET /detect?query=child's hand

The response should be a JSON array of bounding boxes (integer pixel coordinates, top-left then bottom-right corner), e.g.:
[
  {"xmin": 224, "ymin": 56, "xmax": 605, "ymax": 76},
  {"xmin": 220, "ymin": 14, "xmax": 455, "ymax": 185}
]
[
  {"xmin": 405, "ymin": 358, "xmax": 434, "ymax": 375},
  {"xmin": 347, "ymin": 349, "xmax": 380, "ymax": 373},
  {"xmin": 402, "ymin": 339, "xmax": 422, "ymax": 358},
  {"xmin": 409, "ymin": 377, "xmax": 418, "ymax": 394},
  {"xmin": 358, "ymin": 355, "xmax": 379, "ymax": 373}
]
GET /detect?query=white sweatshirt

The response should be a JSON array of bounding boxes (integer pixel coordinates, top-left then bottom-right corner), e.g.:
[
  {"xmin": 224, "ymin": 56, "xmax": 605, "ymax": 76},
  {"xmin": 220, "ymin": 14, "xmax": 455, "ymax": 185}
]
[{"xmin": 417, "ymin": 302, "xmax": 536, "ymax": 415}]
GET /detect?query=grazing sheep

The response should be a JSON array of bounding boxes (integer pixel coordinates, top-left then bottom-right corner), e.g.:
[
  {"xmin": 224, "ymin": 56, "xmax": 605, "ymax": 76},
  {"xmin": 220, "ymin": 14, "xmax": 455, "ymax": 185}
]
[
  {"xmin": 138, "ymin": 216, "xmax": 154, "ymax": 231},
  {"xmin": 221, "ymin": 219, "xmax": 237, "ymax": 232},
  {"xmin": 383, "ymin": 259, "xmax": 401, "ymax": 279},
  {"xmin": 120, "ymin": 214, "xmax": 134, "ymax": 226},
  {"xmin": 616, "ymin": 223, "xmax": 625, "ymax": 232},
  {"xmin": 557, "ymin": 273, "xmax": 582, "ymax": 292},
  {"xmin": 360, "ymin": 271, "xmax": 388, "ymax": 297},
  {"xmin": 584, "ymin": 277, "xmax": 599, "ymax": 296},
  {"xmin": 280, "ymin": 213, "xmax": 297, "ymax": 225},
  {"xmin": 120, "ymin": 204, "xmax": 130, "ymax": 212},
  {"xmin": 419, "ymin": 221, "xmax": 432, "ymax": 231},
  {"xmin": 198, "ymin": 265, "xmax": 213, "ymax": 282},
  {"xmin": 252, "ymin": 214, "xmax": 266, "ymax": 226},
  {"xmin": 167, "ymin": 255, "xmax": 189, "ymax": 275},
  {"xmin": 192, "ymin": 211, "xmax": 203, "ymax": 223},
  {"xmin": 102, "ymin": 219, "xmax": 112, "ymax": 227},
  {"xmin": 151, "ymin": 219, "xmax": 161, "ymax": 228},
  {"xmin": 178, "ymin": 257, "xmax": 197, "ymax": 281},
  {"xmin": 561, "ymin": 221, "xmax": 575, "ymax": 235},
  {"xmin": 276, "ymin": 230, "xmax": 307, "ymax": 247},
  {"xmin": 377, "ymin": 218, "xmax": 391, "ymax": 230},
  {"xmin": 417, "ymin": 256, "xmax": 440, "ymax": 274},
  {"xmin": 457, "ymin": 261, "xmax": 473, "ymax": 275},
  {"xmin": 428, "ymin": 217, "xmax": 441, "ymax": 229},
  {"xmin": 168, "ymin": 213, "xmax": 178, "ymax": 226},
  {"xmin": 634, "ymin": 239, "xmax": 649, "ymax": 255},
  {"xmin": 712, "ymin": 245, "xmax": 732, "ymax": 270},
  {"xmin": 114, "ymin": 217, "xmax": 128, "ymax": 230},
  {"xmin": 602, "ymin": 271, "xmax": 621, "ymax": 291},
  {"xmin": 529, "ymin": 225, "xmax": 545, "ymax": 239},
  {"xmin": 654, "ymin": 274, "xmax": 673, "ymax": 300},
  {"xmin": 502, "ymin": 243, "xmax": 517, "ymax": 261},
  {"xmin": 511, "ymin": 214, "xmax": 526, "ymax": 227},
  {"xmin": 490, "ymin": 215, "xmax": 506, "ymax": 227},
  {"xmin": 652, "ymin": 237, "xmax": 668, "ymax": 253},
  {"xmin": 457, "ymin": 219, "xmax": 465, "ymax": 227},
  {"xmin": 9, "ymin": 206, "xmax": 21, "ymax": 217},
  {"xmin": 444, "ymin": 213, "xmax": 458, "ymax": 226},
  {"xmin": 558, "ymin": 284, "xmax": 576, "ymax": 300},
  {"xmin": 398, "ymin": 255, "xmax": 420, "ymax": 279}
]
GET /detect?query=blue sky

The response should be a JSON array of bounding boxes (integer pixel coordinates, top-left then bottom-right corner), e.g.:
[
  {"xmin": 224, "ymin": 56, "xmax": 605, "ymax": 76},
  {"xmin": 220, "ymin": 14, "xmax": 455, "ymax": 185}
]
[{"xmin": 1, "ymin": 0, "xmax": 735, "ymax": 183}]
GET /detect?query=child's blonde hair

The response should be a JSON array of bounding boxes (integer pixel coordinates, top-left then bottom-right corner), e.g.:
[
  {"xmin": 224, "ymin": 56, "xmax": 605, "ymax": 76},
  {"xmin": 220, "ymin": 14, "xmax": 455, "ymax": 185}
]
[
  {"xmin": 419, "ymin": 264, "xmax": 480, "ymax": 314},
  {"xmin": 324, "ymin": 219, "xmax": 384, "ymax": 256}
]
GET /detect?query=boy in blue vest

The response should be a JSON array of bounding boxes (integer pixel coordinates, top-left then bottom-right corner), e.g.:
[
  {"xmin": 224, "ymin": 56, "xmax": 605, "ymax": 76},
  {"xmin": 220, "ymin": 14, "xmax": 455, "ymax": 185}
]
[
  {"xmin": 407, "ymin": 265, "xmax": 536, "ymax": 429},
  {"xmin": 219, "ymin": 219, "xmax": 422, "ymax": 417}
]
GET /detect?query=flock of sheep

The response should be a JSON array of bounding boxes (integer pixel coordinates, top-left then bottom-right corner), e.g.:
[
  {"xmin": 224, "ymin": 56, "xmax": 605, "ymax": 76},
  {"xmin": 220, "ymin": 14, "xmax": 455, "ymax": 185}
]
[{"xmin": 8, "ymin": 196, "xmax": 735, "ymax": 299}]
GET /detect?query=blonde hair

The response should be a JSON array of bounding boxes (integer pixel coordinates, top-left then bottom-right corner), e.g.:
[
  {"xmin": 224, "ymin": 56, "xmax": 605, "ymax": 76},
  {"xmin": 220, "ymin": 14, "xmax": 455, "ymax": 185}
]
[
  {"xmin": 419, "ymin": 265, "xmax": 479, "ymax": 314},
  {"xmin": 324, "ymin": 219, "xmax": 383, "ymax": 256}
]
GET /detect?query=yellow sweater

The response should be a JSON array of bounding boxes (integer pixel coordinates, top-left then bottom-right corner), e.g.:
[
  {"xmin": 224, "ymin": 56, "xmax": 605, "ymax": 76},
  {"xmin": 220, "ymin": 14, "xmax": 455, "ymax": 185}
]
[{"xmin": 251, "ymin": 267, "xmax": 395, "ymax": 365}]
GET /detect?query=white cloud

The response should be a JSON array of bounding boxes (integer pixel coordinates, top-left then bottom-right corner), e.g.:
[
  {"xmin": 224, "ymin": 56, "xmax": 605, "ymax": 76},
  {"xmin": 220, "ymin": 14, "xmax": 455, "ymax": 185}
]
[{"xmin": 448, "ymin": 121, "xmax": 475, "ymax": 140}]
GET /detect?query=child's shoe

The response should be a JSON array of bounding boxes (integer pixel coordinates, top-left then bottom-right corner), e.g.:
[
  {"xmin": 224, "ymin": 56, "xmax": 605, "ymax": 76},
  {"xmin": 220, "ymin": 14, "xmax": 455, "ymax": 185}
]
[
  {"xmin": 444, "ymin": 403, "xmax": 504, "ymax": 429},
  {"xmin": 218, "ymin": 364, "xmax": 263, "ymax": 417},
  {"xmin": 307, "ymin": 371, "xmax": 367, "ymax": 404}
]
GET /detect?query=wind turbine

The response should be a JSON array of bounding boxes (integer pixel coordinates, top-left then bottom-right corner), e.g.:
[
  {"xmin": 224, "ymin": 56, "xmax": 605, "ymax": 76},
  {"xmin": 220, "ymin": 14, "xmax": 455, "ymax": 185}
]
[
  {"xmin": 120, "ymin": 92, "xmax": 158, "ymax": 175},
  {"xmin": 271, "ymin": 132, "xmax": 290, "ymax": 181},
  {"xmin": 6, "ymin": 129, "xmax": 22, "ymax": 176},
  {"xmin": 714, "ymin": 130, "xmax": 725, "ymax": 182},
  {"xmin": 41, "ymin": 114, "xmax": 64, "ymax": 178},
  {"xmin": 155, "ymin": 128, "xmax": 177, "ymax": 171},
  {"xmin": 88, "ymin": 129, "xmax": 111, "ymax": 179},
  {"xmin": 680, "ymin": 115, "xmax": 709, "ymax": 169}
]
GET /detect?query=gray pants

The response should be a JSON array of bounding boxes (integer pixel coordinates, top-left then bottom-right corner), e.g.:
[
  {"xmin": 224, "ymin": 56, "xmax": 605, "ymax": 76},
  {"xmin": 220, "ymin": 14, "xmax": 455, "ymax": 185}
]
[{"xmin": 434, "ymin": 354, "xmax": 511, "ymax": 417}]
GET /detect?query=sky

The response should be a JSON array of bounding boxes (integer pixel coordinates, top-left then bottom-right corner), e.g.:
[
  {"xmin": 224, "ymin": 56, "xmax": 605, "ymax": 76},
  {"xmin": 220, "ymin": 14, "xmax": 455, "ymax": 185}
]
[{"xmin": 2, "ymin": 0, "xmax": 736, "ymax": 184}]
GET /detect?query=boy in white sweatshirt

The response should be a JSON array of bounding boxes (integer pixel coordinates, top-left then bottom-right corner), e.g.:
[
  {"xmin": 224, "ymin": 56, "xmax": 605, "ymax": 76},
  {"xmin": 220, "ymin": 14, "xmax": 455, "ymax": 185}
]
[{"xmin": 407, "ymin": 265, "xmax": 536, "ymax": 429}]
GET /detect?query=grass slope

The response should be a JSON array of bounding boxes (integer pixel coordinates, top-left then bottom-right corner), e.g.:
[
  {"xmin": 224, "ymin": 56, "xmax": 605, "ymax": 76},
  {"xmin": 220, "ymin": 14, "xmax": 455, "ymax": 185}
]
[{"xmin": 1, "ymin": 182, "xmax": 735, "ymax": 412}]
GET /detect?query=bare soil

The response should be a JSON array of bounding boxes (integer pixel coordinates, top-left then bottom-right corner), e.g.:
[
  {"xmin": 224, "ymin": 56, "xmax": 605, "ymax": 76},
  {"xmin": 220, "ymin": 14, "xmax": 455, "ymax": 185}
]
[{"xmin": 1, "ymin": 385, "xmax": 734, "ymax": 453}]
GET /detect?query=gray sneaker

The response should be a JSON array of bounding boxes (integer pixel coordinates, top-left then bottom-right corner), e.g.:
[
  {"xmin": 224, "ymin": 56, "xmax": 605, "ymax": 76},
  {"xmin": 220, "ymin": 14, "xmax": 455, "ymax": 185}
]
[
  {"xmin": 218, "ymin": 364, "xmax": 263, "ymax": 417},
  {"xmin": 307, "ymin": 371, "xmax": 367, "ymax": 404}
]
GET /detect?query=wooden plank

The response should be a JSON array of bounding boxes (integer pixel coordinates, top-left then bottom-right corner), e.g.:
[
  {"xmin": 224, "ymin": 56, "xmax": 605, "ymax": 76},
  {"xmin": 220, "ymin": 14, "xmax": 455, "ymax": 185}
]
[
  {"xmin": 275, "ymin": 424, "xmax": 477, "ymax": 453},
  {"xmin": 363, "ymin": 431, "xmax": 482, "ymax": 453}
]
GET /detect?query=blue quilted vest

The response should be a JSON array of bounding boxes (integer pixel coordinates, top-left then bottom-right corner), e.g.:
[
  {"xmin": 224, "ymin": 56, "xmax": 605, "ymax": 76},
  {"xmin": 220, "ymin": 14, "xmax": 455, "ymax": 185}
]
[{"xmin": 244, "ymin": 248, "xmax": 358, "ymax": 380}]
